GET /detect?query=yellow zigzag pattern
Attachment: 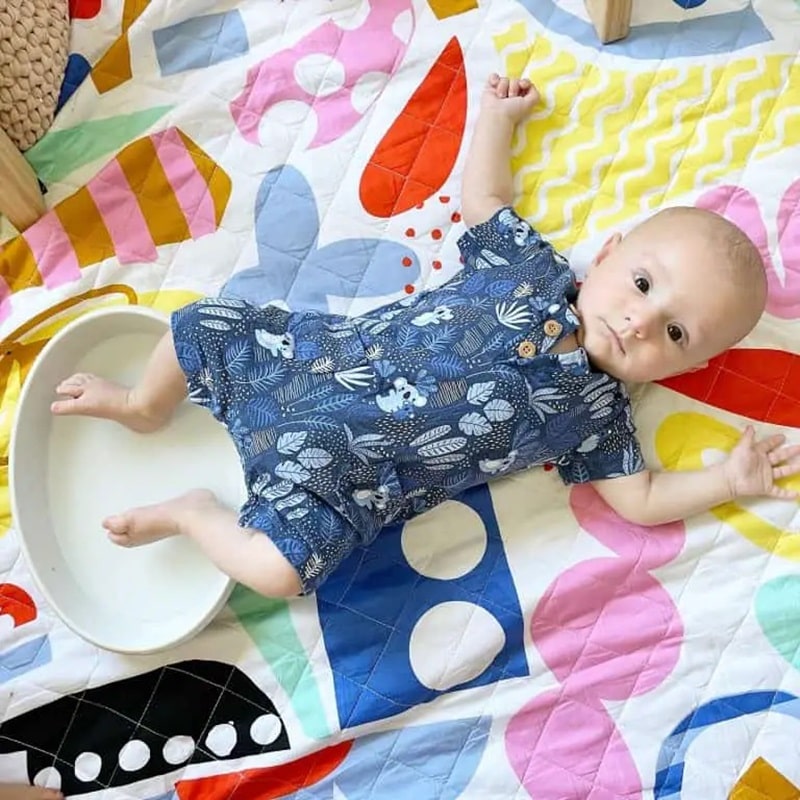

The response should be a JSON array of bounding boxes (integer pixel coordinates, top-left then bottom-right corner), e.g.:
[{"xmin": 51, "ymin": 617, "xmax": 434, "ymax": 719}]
[{"xmin": 493, "ymin": 24, "xmax": 800, "ymax": 251}]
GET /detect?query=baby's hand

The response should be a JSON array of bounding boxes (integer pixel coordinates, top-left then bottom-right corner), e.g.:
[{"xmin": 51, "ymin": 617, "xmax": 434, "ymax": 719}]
[
  {"xmin": 480, "ymin": 73, "xmax": 540, "ymax": 123},
  {"xmin": 723, "ymin": 426, "xmax": 800, "ymax": 500}
]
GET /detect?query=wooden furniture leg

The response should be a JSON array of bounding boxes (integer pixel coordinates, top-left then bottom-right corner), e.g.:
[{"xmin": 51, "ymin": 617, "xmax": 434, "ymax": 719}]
[
  {"xmin": 585, "ymin": 0, "xmax": 632, "ymax": 44},
  {"xmin": 0, "ymin": 127, "xmax": 46, "ymax": 232}
]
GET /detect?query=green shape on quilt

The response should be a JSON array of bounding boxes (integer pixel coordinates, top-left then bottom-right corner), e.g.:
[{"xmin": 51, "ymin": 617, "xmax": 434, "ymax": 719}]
[
  {"xmin": 25, "ymin": 106, "xmax": 172, "ymax": 184},
  {"xmin": 755, "ymin": 576, "xmax": 800, "ymax": 668},
  {"xmin": 229, "ymin": 585, "xmax": 331, "ymax": 740}
]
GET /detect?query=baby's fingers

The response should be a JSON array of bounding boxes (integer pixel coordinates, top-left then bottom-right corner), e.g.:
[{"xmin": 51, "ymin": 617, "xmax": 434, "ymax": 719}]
[
  {"xmin": 495, "ymin": 76, "xmax": 510, "ymax": 98},
  {"xmin": 773, "ymin": 458, "xmax": 800, "ymax": 480},
  {"xmin": 758, "ymin": 432, "xmax": 786, "ymax": 453},
  {"xmin": 509, "ymin": 78, "xmax": 525, "ymax": 97},
  {"xmin": 769, "ymin": 485, "xmax": 799, "ymax": 500},
  {"xmin": 770, "ymin": 443, "xmax": 800, "ymax": 465}
]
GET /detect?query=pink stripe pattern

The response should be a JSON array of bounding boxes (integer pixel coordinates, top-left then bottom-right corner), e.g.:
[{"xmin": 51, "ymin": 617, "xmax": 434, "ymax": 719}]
[
  {"xmin": 87, "ymin": 158, "xmax": 158, "ymax": 265},
  {"xmin": 152, "ymin": 129, "xmax": 217, "ymax": 239},
  {"xmin": 23, "ymin": 213, "xmax": 81, "ymax": 289}
]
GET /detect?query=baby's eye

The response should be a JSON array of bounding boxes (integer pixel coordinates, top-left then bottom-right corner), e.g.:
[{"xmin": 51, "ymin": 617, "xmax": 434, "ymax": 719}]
[
  {"xmin": 634, "ymin": 276, "xmax": 650, "ymax": 293},
  {"xmin": 667, "ymin": 323, "xmax": 683, "ymax": 343}
]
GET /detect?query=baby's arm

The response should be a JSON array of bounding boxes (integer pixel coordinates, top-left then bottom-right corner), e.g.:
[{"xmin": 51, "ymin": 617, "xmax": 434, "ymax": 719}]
[
  {"xmin": 461, "ymin": 74, "xmax": 539, "ymax": 228},
  {"xmin": 592, "ymin": 426, "xmax": 800, "ymax": 526}
]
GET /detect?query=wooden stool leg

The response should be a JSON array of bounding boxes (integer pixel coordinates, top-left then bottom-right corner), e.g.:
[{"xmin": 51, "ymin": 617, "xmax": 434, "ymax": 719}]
[
  {"xmin": 585, "ymin": 0, "xmax": 632, "ymax": 43},
  {"xmin": 0, "ymin": 127, "xmax": 46, "ymax": 232}
]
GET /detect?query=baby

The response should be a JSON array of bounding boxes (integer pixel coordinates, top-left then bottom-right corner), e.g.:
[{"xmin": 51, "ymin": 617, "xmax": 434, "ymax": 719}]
[{"xmin": 51, "ymin": 74, "xmax": 800, "ymax": 598}]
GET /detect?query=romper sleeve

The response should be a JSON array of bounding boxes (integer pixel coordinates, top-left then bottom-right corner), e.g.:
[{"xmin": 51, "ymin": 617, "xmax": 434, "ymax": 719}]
[
  {"xmin": 457, "ymin": 206, "xmax": 559, "ymax": 277},
  {"xmin": 556, "ymin": 397, "xmax": 646, "ymax": 485}
]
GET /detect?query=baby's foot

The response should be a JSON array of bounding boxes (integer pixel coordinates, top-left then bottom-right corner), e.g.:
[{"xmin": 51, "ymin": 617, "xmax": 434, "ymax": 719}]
[
  {"xmin": 103, "ymin": 489, "xmax": 219, "ymax": 547},
  {"xmin": 0, "ymin": 785, "xmax": 63, "ymax": 800},
  {"xmin": 51, "ymin": 373, "xmax": 165, "ymax": 433}
]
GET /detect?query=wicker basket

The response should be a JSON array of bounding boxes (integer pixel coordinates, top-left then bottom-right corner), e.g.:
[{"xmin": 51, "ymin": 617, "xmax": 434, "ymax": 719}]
[{"xmin": 0, "ymin": 0, "xmax": 70, "ymax": 152}]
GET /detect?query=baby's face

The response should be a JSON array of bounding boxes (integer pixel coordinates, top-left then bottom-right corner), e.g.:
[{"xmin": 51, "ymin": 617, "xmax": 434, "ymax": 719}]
[{"xmin": 576, "ymin": 223, "xmax": 751, "ymax": 383}]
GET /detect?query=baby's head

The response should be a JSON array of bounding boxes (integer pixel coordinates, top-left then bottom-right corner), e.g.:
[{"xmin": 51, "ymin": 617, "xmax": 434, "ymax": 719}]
[{"xmin": 576, "ymin": 206, "xmax": 766, "ymax": 383}]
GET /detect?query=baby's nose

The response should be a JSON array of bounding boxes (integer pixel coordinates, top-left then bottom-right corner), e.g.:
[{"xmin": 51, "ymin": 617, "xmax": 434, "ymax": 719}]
[{"xmin": 626, "ymin": 308, "xmax": 658, "ymax": 338}]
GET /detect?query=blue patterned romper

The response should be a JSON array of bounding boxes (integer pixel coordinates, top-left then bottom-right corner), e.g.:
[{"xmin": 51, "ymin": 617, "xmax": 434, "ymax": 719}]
[{"xmin": 171, "ymin": 207, "xmax": 645, "ymax": 593}]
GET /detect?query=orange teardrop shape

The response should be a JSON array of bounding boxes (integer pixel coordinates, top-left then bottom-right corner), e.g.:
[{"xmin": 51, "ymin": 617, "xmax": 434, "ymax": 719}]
[
  {"xmin": 360, "ymin": 37, "xmax": 466, "ymax": 218},
  {"xmin": 175, "ymin": 740, "xmax": 351, "ymax": 800}
]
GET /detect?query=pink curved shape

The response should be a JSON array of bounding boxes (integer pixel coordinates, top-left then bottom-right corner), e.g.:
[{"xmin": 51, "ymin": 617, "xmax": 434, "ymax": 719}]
[
  {"xmin": 696, "ymin": 184, "xmax": 800, "ymax": 319},
  {"xmin": 777, "ymin": 179, "xmax": 800, "ymax": 307},
  {"xmin": 569, "ymin": 484, "xmax": 685, "ymax": 569},
  {"xmin": 531, "ymin": 559, "xmax": 682, "ymax": 700},
  {"xmin": 230, "ymin": 0, "xmax": 414, "ymax": 149},
  {"xmin": 505, "ymin": 688, "xmax": 642, "ymax": 799}
]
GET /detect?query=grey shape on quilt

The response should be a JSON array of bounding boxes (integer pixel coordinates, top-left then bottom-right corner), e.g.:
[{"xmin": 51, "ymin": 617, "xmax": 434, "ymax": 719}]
[
  {"xmin": 0, "ymin": 660, "xmax": 288, "ymax": 795},
  {"xmin": 222, "ymin": 164, "xmax": 421, "ymax": 311}
]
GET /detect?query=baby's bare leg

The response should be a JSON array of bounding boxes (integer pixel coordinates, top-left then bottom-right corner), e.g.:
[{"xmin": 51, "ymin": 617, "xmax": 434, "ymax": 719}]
[
  {"xmin": 104, "ymin": 490, "xmax": 302, "ymax": 598},
  {"xmin": 51, "ymin": 331, "xmax": 187, "ymax": 433},
  {"xmin": 0, "ymin": 785, "xmax": 63, "ymax": 800}
]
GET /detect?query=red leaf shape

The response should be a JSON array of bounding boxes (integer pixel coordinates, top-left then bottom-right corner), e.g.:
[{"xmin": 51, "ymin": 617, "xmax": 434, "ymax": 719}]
[
  {"xmin": 657, "ymin": 348, "xmax": 800, "ymax": 429},
  {"xmin": 0, "ymin": 584, "xmax": 37, "ymax": 627},
  {"xmin": 360, "ymin": 37, "xmax": 466, "ymax": 218},
  {"xmin": 175, "ymin": 740, "xmax": 351, "ymax": 800}
]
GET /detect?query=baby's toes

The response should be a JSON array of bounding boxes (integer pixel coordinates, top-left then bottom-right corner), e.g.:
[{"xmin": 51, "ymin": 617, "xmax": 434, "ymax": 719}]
[
  {"xmin": 57, "ymin": 373, "xmax": 93, "ymax": 393},
  {"xmin": 103, "ymin": 513, "xmax": 130, "ymax": 536},
  {"xmin": 107, "ymin": 532, "xmax": 133, "ymax": 548}
]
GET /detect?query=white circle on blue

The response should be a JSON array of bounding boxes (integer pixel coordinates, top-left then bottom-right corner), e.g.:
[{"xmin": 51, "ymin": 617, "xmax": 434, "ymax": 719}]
[
  {"xmin": 409, "ymin": 601, "xmax": 505, "ymax": 691},
  {"xmin": 401, "ymin": 500, "xmax": 487, "ymax": 580}
]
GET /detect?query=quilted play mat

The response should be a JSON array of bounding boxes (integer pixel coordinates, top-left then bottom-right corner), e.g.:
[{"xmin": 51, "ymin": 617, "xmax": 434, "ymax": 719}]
[{"xmin": 1, "ymin": 0, "xmax": 800, "ymax": 797}]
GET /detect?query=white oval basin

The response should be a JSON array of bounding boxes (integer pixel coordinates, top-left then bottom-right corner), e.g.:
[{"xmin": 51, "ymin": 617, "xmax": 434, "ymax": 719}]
[{"xmin": 10, "ymin": 306, "xmax": 245, "ymax": 653}]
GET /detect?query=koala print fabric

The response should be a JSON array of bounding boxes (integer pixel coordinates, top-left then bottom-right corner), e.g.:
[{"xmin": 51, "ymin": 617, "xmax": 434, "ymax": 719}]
[{"xmin": 171, "ymin": 207, "xmax": 645, "ymax": 591}]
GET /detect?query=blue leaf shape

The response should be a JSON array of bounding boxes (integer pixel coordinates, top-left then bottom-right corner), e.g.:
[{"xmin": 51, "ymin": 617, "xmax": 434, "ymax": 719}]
[
  {"xmin": 278, "ymin": 717, "xmax": 490, "ymax": 800},
  {"xmin": 221, "ymin": 163, "xmax": 421, "ymax": 312},
  {"xmin": 224, "ymin": 338, "xmax": 252, "ymax": 377},
  {"xmin": 429, "ymin": 353, "xmax": 465, "ymax": 378},
  {"xmin": 462, "ymin": 272, "xmax": 488, "ymax": 295},
  {"xmin": 397, "ymin": 327, "xmax": 421, "ymax": 349},
  {"xmin": 318, "ymin": 506, "xmax": 342, "ymax": 543},
  {"xmin": 374, "ymin": 359, "xmax": 396, "ymax": 378},
  {"xmin": 174, "ymin": 341, "xmax": 202, "ymax": 373},
  {"xmin": 421, "ymin": 327, "xmax": 457, "ymax": 354},
  {"xmin": 316, "ymin": 394, "xmax": 357, "ymax": 413},
  {"xmin": 296, "ymin": 340, "xmax": 321, "ymax": 360},
  {"xmin": 487, "ymin": 279, "xmax": 517, "ymax": 298},
  {"xmin": 244, "ymin": 396, "xmax": 280, "ymax": 428},
  {"xmin": 246, "ymin": 362, "xmax": 286, "ymax": 391}
]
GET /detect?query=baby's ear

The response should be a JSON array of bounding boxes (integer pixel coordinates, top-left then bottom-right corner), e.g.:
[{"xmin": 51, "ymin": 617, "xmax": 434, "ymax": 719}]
[{"xmin": 590, "ymin": 233, "xmax": 623, "ymax": 269}]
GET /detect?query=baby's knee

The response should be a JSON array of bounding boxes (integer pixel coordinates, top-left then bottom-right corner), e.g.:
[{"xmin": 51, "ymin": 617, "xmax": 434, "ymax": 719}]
[
  {"xmin": 268, "ymin": 560, "xmax": 303, "ymax": 598},
  {"xmin": 245, "ymin": 532, "xmax": 303, "ymax": 598}
]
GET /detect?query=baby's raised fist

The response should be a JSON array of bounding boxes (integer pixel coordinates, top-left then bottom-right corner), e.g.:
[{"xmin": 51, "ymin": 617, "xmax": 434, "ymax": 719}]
[{"xmin": 481, "ymin": 73, "xmax": 540, "ymax": 123}]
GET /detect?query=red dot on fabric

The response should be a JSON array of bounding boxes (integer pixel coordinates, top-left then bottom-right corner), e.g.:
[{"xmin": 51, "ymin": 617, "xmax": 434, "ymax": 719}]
[
  {"xmin": 432, "ymin": 229, "xmax": 442, "ymax": 240},
  {"xmin": 543, "ymin": 463, "xmax": 554, "ymax": 472},
  {"xmin": 416, "ymin": 203, "xmax": 424, "ymax": 209},
  {"xmin": 432, "ymin": 260, "xmax": 442, "ymax": 270},
  {"xmin": 439, "ymin": 195, "xmax": 450, "ymax": 203},
  {"xmin": 405, "ymin": 228, "xmax": 415, "ymax": 237},
  {"xmin": 402, "ymin": 256, "xmax": 412, "ymax": 267},
  {"xmin": 451, "ymin": 212, "xmax": 461, "ymax": 223},
  {"xmin": 404, "ymin": 284, "xmax": 415, "ymax": 294}
]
